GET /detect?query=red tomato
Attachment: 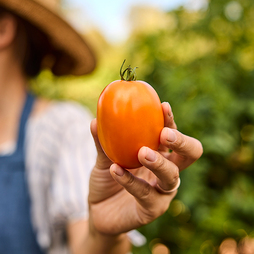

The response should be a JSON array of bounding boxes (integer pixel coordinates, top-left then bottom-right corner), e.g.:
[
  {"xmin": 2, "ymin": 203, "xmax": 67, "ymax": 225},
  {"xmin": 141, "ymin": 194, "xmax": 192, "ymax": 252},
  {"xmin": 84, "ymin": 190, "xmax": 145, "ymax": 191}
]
[{"xmin": 97, "ymin": 61, "xmax": 164, "ymax": 169}]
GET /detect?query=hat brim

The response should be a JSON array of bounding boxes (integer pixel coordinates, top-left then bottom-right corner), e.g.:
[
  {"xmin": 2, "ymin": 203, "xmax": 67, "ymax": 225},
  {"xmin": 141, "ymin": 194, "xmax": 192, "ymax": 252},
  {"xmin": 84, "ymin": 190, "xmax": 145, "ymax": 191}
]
[{"xmin": 0, "ymin": 0, "xmax": 97, "ymax": 76}]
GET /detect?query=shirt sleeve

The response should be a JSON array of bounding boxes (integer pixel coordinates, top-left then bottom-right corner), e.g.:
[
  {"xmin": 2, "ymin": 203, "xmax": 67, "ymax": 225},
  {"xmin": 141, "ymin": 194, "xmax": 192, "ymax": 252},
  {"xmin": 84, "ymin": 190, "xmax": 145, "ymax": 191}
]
[{"xmin": 49, "ymin": 103, "xmax": 97, "ymax": 224}]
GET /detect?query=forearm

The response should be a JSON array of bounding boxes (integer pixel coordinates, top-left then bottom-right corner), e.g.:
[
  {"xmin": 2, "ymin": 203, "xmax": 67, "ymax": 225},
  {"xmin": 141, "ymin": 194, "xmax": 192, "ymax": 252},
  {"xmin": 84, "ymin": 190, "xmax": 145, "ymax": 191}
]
[{"xmin": 68, "ymin": 220, "xmax": 131, "ymax": 254}]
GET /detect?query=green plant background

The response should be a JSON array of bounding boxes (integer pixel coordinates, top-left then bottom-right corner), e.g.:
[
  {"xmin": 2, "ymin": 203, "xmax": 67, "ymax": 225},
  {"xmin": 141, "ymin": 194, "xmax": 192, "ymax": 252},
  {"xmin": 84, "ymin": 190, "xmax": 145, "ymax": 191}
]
[{"xmin": 30, "ymin": 0, "xmax": 254, "ymax": 253}]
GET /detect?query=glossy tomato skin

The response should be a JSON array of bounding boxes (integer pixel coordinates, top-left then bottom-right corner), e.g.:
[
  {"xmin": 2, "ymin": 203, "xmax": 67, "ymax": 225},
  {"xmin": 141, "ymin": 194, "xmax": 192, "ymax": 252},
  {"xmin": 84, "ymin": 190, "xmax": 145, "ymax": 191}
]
[{"xmin": 97, "ymin": 80, "xmax": 164, "ymax": 169}]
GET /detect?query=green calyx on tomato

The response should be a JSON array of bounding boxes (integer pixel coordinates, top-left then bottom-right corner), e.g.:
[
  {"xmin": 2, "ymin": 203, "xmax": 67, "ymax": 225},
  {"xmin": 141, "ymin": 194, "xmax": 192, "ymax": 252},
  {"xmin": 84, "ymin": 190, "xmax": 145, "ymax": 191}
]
[{"xmin": 120, "ymin": 59, "xmax": 138, "ymax": 81}]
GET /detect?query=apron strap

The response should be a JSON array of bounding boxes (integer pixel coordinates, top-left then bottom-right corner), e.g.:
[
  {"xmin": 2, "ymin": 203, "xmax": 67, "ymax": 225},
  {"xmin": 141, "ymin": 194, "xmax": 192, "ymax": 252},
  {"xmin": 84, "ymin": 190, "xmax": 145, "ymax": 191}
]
[{"xmin": 16, "ymin": 92, "xmax": 35, "ymax": 152}]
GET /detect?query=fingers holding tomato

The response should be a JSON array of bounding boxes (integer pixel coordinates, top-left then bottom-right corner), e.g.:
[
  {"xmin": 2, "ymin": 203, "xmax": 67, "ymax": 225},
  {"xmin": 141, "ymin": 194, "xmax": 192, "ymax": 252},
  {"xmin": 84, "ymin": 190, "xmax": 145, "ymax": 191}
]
[
  {"xmin": 138, "ymin": 147, "xmax": 180, "ymax": 192},
  {"xmin": 159, "ymin": 127, "xmax": 203, "ymax": 171},
  {"xmin": 136, "ymin": 126, "xmax": 202, "ymax": 194},
  {"xmin": 161, "ymin": 102, "xmax": 177, "ymax": 130},
  {"xmin": 109, "ymin": 163, "xmax": 177, "ymax": 226},
  {"xmin": 95, "ymin": 60, "xmax": 202, "ymax": 172}
]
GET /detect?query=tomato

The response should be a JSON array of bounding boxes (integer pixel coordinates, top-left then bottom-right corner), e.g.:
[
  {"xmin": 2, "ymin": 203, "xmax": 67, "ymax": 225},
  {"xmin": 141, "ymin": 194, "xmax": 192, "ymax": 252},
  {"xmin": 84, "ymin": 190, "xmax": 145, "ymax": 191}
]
[{"xmin": 97, "ymin": 61, "xmax": 164, "ymax": 169}]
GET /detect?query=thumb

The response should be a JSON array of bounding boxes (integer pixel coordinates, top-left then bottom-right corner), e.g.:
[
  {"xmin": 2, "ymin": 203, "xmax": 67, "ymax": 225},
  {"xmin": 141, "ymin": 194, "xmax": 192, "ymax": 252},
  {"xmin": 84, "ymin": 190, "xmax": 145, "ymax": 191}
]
[{"xmin": 90, "ymin": 118, "xmax": 112, "ymax": 169}]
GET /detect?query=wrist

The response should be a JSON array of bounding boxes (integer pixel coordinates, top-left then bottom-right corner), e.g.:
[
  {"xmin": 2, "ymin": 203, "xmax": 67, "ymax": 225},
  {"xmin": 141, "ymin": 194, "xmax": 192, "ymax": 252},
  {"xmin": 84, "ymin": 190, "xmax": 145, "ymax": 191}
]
[
  {"xmin": 86, "ymin": 227, "xmax": 130, "ymax": 254},
  {"xmin": 91, "ymin": 230, "xmax": 127, "ymax": 244}
]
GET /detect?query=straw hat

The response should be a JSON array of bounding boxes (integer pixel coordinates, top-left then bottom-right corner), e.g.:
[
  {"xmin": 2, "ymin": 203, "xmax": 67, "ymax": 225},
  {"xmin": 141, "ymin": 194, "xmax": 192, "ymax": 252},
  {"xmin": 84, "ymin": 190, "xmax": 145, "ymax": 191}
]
[{"xmin": 0, "ymin": 0, "xmax": 96, "ymax": 76}]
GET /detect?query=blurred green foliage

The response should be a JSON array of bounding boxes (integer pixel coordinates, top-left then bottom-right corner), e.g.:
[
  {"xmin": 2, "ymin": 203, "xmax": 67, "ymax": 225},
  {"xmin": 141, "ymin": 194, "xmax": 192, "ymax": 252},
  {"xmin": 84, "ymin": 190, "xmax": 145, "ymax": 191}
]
[
  {"xmin": 126, "ymin": 0, "xmax": 254, "ymax": 253},
  {"xmin": 31, "ymin": 0, "xmax": 254, "ymax": 253}
]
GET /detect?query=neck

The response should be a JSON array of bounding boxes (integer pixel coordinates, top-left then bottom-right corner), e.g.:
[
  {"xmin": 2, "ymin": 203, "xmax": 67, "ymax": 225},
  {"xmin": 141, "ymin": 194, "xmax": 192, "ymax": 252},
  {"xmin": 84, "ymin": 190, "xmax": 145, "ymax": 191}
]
[
  {"xmin": 0, "ymin": 49, "xmax": 28, "ymax": 112},
  {"xmin": 0, "ymin": 50, "xmax": 28, "ymax": 144}
]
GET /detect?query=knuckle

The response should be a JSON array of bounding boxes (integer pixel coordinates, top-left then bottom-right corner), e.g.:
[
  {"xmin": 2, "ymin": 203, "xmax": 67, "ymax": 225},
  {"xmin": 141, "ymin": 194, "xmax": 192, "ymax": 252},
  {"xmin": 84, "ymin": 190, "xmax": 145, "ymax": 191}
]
[
  {"xmin": 167, "ymin": 114, "xmax": 174, "ymax": 125},
  {"xmin": 126, "ymin": 172, "xmax": 135, "ymax": 186},
  {"xmin": 161, "ymin": 166, "xmax": 179, "ymax": 190},
  {"xmin": 170, "ymin": 133, "xmax": 203, "ymax": 163},
  {"xmin": 169, "ymin": 174, "xmax": 179, "ymax": 189},
  {"xmin": 169, "ymin": 131, "xmax": 187, "ymax": 151},
  {"xmin": 156, "ymin": 154, "xmax": 167, "ymax": 171},
  {"xmin": 172, "ymin": 172, "xmax": 179, "ymax": 184},
  {"xmin": 140, "ymin": 184, "xmax": 151, "ymax": 200},
  {"xmin": 177, "ymin": 134, "xmax": 187, "ymax": 151}
]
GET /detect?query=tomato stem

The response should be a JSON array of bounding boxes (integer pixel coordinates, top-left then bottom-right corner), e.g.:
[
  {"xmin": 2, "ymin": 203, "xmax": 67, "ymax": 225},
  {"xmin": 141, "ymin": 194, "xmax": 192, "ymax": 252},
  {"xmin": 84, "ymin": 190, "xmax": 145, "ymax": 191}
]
[{"xmin": 120, "ymin": 59, "xmax": 138, "ymax": 81}]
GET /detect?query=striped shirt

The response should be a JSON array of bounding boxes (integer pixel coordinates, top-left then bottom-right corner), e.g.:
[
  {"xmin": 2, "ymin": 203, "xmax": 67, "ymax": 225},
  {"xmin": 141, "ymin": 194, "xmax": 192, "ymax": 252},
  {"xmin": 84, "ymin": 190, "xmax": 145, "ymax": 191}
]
[{"xmin": 0, "ymin": 101, "xmax": 97, "ymax": 253}]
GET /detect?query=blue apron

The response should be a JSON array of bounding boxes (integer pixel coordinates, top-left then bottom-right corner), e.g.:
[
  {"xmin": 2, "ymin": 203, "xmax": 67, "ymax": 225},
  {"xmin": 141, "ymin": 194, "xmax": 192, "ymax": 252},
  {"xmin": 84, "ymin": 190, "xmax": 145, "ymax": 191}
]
[{"xmin": 0, "ymin": 93, "xmax": 44, "ymax": 254}]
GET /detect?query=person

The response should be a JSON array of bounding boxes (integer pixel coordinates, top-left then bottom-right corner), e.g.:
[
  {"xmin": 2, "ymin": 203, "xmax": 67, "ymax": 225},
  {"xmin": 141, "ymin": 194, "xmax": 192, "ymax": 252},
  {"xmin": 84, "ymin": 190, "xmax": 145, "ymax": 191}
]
[{"xmin": 0, "ymin": 0, "xmax": 203, "ymax": 253}]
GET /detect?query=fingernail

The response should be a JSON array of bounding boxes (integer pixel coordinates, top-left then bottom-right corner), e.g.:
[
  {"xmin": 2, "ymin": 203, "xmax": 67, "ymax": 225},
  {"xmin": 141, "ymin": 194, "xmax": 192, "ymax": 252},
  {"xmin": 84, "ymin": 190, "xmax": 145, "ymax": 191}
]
[
  {"xmin": 145, "ymin": 147, "xmax": 156, "ymax": 162},
  {"xmin": 167, "ymin": 128, "xmax": 176, "ymax": 142},
  {"xmin": 112, "ymin": 164, "xmax": 125, "ymax": 177}
]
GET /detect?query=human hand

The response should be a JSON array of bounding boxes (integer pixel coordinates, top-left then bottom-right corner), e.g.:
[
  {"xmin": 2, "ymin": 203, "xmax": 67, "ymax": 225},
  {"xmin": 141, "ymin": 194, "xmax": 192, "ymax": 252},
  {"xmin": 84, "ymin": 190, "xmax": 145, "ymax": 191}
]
[{"xmin": 89, "ymin": 102, "xmax": 203, "ymax": 235}]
